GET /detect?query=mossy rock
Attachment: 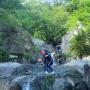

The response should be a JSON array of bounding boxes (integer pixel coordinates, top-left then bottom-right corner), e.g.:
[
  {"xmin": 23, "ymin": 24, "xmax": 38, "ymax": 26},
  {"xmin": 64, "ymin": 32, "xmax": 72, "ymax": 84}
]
[{"xmin": 45, "ymin": 75, "xmax": 55, "ymax": 86}]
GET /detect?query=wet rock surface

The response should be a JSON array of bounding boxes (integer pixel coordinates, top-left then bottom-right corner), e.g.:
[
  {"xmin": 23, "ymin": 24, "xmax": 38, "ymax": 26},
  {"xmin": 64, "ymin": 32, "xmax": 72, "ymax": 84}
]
[
  {"xmin": 53, "ymin": 78, "xmax": 73, "ymax": 90},
  {"xmin": 0, "ymin": 60, "xmax": 89, "ymax": 90},
  {"xmin": 84, "ymin": 64, "xmax": 90, "ymax": 89}
]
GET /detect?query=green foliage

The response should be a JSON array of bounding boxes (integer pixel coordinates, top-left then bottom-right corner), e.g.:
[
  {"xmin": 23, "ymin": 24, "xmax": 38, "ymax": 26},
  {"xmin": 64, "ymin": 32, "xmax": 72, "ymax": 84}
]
[
  {"xmin": 14, "ymin": 0, "xmax": 68, "ymax": 45},
  {"xmin": 70, "ymin": 29, "xmax": 90, "ymax": 58},
  {"xmin": 45, "ymin": 75, "xmax": 55, "ymax": 86},
  {"xmin": 24, "ymin": 46, "xmax": 40, "ymax": 60},
  {"xmin": 0, "ymin": 0, "xmax": 22, "ymax": 10},
  {"xmin": 0, "ymin": 0, "xmax": 90, "ymax": 60},
  {"xmin": 0, "ymin": 50, "xmax": 9, "ymax": 62},
  {"xmin": 66, "ymin": 0, "xmax": 90, "ymax": 30},
  {"xmin": 0, "ymin": 0, "xmax": 23, "ymax": 26},
  {"xmin": 65, "ymin": 0, "xmax": 90, "ymax": 57},
  {"xmin": 0, "ymin": 0, "xmax": 68, "ymax": 45},
  {"xmin": 63, "ymin": 52, "xmax": 73, "ymax": 60}
]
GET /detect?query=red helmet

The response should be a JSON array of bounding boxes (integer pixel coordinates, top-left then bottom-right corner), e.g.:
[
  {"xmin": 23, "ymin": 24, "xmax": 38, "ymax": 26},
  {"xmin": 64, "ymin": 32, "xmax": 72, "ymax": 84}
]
[{"xmin": 40, "ymin": 50, "xmax": 45, "ymax": 55}]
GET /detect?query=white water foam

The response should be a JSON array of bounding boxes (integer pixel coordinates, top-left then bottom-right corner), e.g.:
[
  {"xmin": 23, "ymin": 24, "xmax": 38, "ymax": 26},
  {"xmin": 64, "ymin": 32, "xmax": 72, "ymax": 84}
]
[{"xmin": 22, "ymin": 82, "xmax": 30, "ymax": 90}]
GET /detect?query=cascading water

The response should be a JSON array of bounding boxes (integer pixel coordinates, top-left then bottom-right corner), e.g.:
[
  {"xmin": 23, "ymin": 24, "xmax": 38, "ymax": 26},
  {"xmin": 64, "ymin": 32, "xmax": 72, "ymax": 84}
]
[{"xmin": 22, "ymin": 82, "xmax": 30, "ymax": 90}]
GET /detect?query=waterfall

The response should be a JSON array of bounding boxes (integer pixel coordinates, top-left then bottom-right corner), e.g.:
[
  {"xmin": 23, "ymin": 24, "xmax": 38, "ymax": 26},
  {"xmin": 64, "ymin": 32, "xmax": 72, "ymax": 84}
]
[{"xmin": 22, "ymin": 82, "xmax": 30, "ymax": 90}]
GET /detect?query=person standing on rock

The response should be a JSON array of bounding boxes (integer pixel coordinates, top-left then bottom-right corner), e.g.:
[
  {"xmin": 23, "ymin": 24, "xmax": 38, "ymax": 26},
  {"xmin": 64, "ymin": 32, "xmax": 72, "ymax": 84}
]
[
  {"xmin": 40, "ymin": 50, "xmax": 54, "ymax": 74},
  {"xmin": 56, "ymin": 45, "xmax": 66, "ymax": 64},
  {"xmin": 51, "ymin": 48, "xmax": 57, "ymax": 65}
]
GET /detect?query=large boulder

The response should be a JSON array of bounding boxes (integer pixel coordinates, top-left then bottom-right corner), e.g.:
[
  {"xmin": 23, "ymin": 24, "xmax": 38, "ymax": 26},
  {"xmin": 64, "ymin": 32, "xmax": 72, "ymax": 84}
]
[
  {"xmin": 0, "ymin": 62, "xmax": 21, "ymax": 76},
  {"xmin": 84, "ymin": 64, "xmax": 90, "ymax": 89},
  {"xmin": 10, "ymin": 65, "xmax": 86, "ymax": 90},
  {"xmin": 32, "ymin": 38, "xmax": 45, "ymax": 48},
  {"xmin": 0, "ymin": 61, "xmax": 89, "ymax": 90},
  {"xmin": 0, "ymin": 78, "xmax": 10, "ymax": 90},
  {"xmin": 53, "ymin": 78, "xmax": 73, "ymax": 90},
  {"xmin": 0, "ymin": 23, "xmax": 33, "ymax": 55}
]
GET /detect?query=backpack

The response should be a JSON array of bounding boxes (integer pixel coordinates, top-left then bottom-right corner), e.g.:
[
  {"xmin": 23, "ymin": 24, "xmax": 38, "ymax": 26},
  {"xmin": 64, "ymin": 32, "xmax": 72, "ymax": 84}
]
[{"xmin": 44, "ymin": 53, "xmax": 53, "ymax": 65}]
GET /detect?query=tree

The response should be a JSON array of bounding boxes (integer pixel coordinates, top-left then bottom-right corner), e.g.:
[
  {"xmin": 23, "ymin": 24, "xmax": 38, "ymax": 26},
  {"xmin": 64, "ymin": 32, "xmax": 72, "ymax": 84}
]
[
  {"xmin": 20, "ymin": 0, "xmax": 68, "ymax": 45},
  {"xmin": 66, "ymin": 0, "xmax": 90, "ymax": 57},
  {"xmin": 66, "ymin": 0, "xmax": 90, "ymax": 30},
  {"xmin": 70, "ymin": 29, "xmax": 90, "ymax": 59}
]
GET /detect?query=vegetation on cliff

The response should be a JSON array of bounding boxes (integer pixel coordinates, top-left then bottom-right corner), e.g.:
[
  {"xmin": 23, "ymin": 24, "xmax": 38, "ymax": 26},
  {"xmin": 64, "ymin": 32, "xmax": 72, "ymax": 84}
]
[{"xmin": 0, "ymin": 0, "xmax": 90, "ymax": 61}]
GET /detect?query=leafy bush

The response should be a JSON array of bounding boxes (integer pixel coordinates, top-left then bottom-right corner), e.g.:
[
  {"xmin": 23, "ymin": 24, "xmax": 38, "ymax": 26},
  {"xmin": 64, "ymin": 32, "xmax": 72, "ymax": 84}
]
[
  {"xmin": 63, "ymin": 52, "xmax": 74, "ymax": 60},
  {"xmin": 0, "ymin": 50, "xmax": 9, "ymax": 62},
  {"xmin": 70, "ymin": 30, "xmax": 90, "ymax": 59}
]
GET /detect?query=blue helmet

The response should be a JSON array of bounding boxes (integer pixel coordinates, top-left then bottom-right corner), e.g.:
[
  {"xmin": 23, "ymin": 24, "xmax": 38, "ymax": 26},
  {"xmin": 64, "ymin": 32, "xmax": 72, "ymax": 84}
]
[{"xmin": 45, "ymin": 50, "xmax": 50, "ymax": 55}]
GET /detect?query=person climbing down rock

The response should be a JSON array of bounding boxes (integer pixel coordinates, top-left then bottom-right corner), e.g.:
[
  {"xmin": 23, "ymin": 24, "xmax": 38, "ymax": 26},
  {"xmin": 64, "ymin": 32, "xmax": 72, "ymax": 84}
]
[
  {"xmin": 55, "ymin": 45, "xmax": 66, "ymax": 65},
  {"xmin": 40, "ymin": 50, "xmax": 54, "ymax": 74}
]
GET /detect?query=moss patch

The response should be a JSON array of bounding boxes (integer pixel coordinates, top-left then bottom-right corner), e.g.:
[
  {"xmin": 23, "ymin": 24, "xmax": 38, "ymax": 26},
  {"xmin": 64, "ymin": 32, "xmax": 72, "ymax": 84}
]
[{"xmin": 45, "ymin": 75, "xmax": 55, "ymax": 86}]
